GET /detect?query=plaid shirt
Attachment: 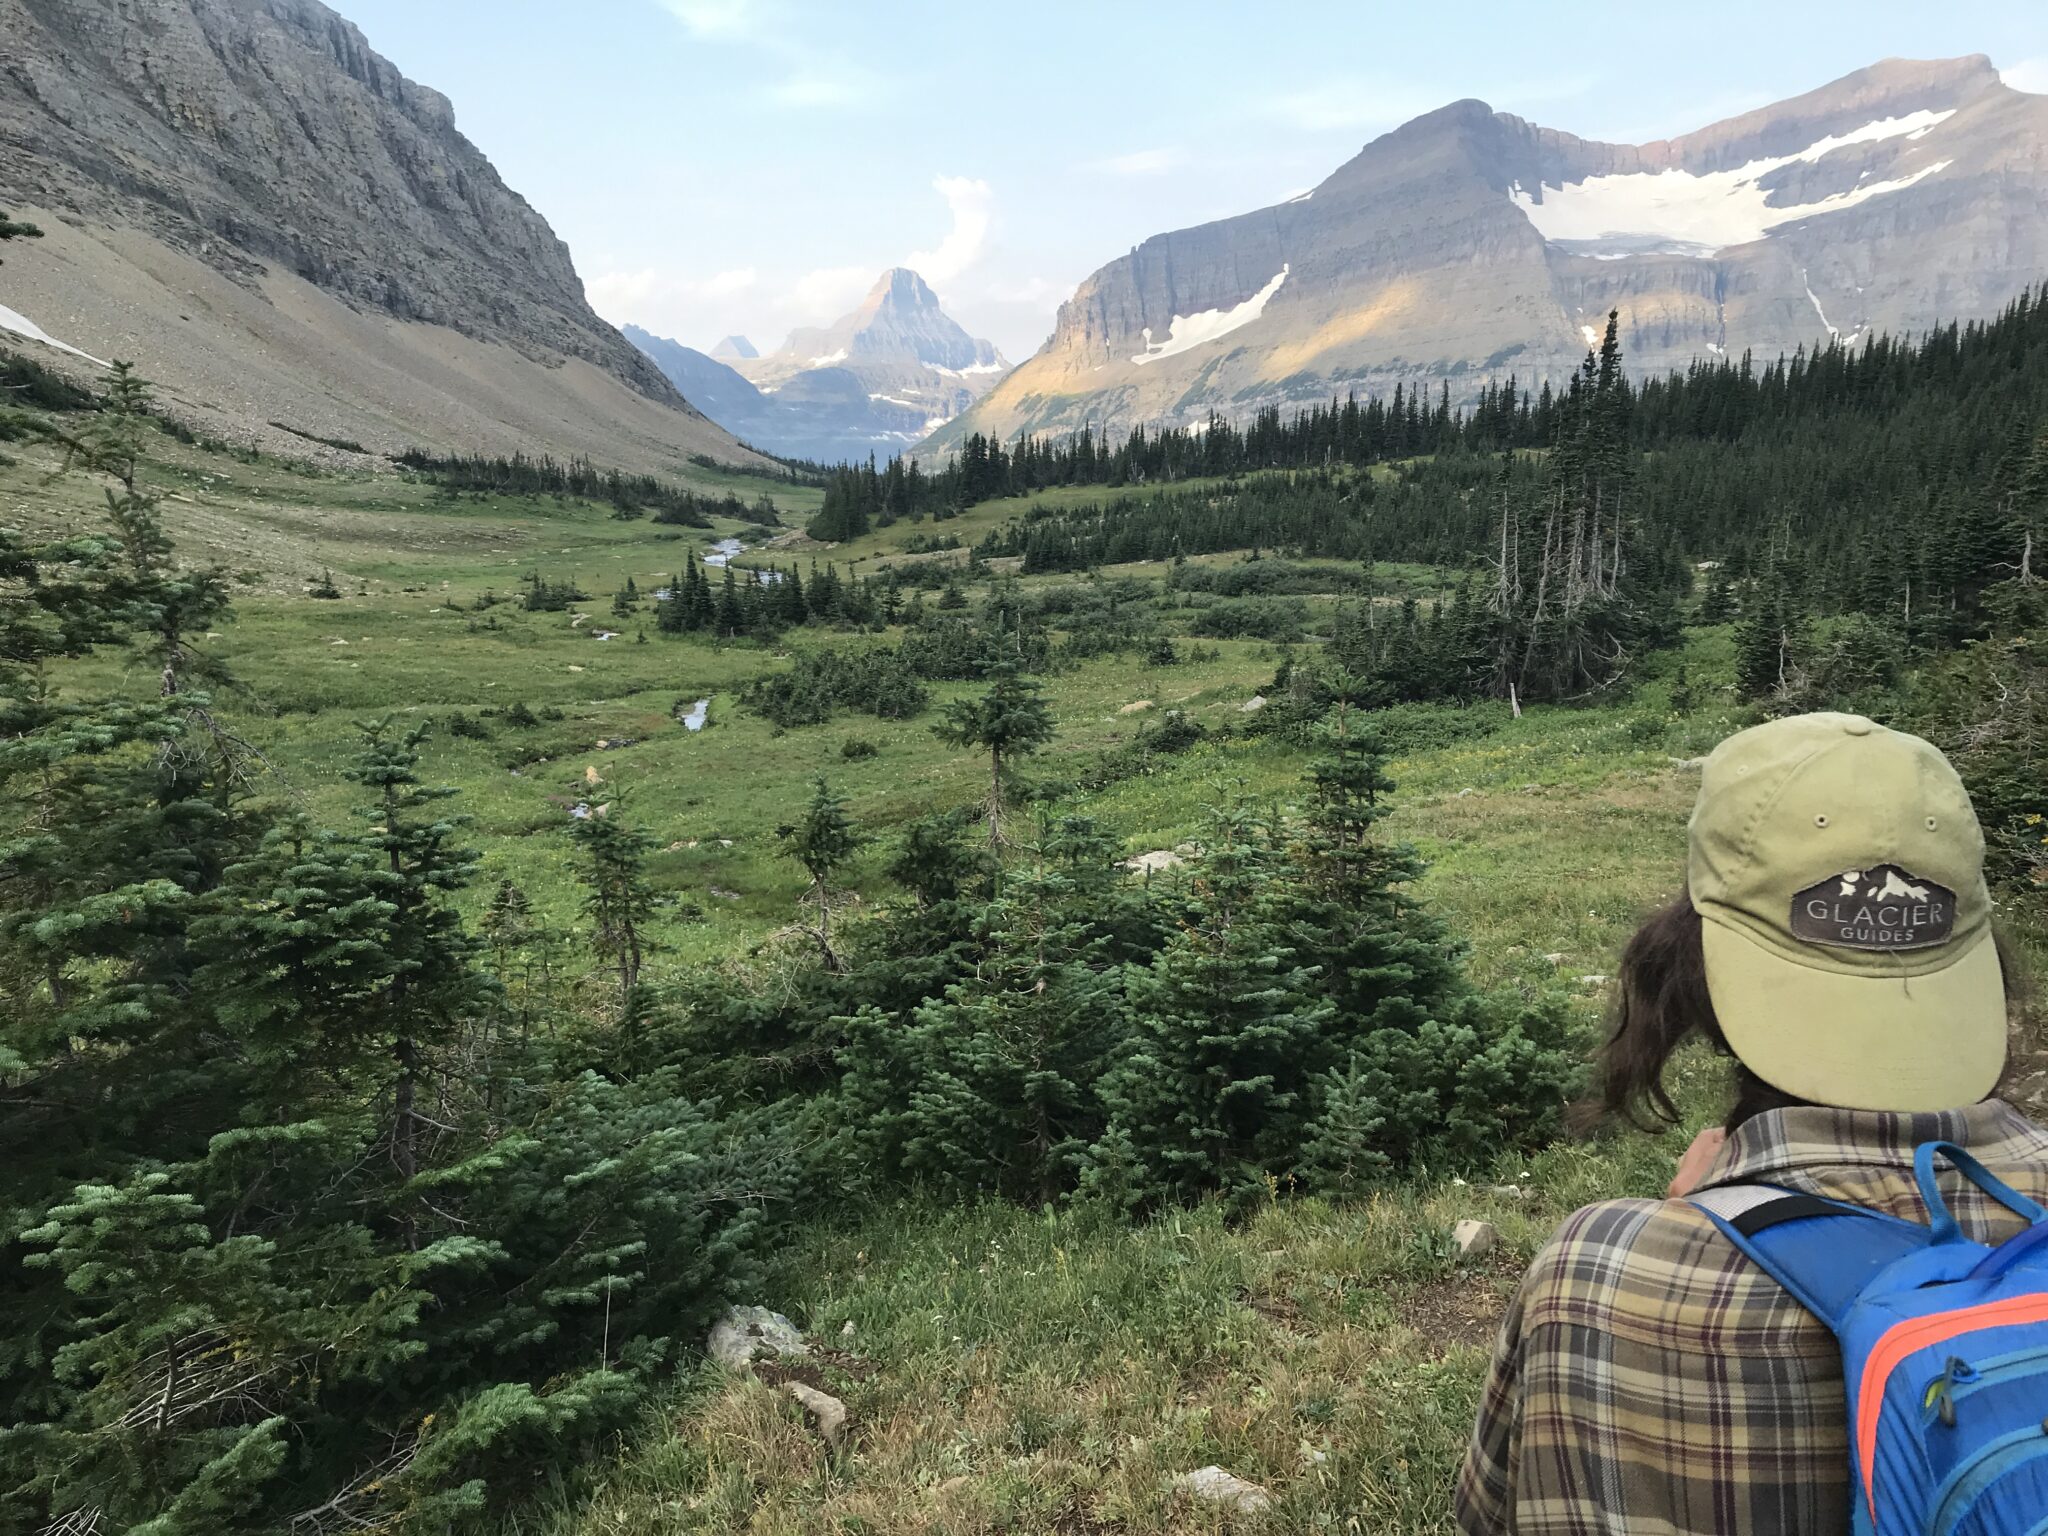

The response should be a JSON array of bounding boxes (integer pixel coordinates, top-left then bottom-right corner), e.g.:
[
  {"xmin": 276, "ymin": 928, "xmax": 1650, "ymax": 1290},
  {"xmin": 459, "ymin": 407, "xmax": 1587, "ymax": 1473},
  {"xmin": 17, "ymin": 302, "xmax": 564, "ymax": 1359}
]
[{"xmin": 1454, "ymin": 1100, "xmax": 2048, "ymax": 1536}]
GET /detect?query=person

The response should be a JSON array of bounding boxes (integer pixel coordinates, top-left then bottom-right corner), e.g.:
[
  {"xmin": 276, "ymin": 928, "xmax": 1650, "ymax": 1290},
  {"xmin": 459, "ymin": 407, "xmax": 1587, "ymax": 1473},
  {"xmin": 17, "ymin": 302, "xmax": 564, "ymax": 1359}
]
[{"xmin": 1454, "ymin": 712, "xmax": 2044, "ymax": 1535}]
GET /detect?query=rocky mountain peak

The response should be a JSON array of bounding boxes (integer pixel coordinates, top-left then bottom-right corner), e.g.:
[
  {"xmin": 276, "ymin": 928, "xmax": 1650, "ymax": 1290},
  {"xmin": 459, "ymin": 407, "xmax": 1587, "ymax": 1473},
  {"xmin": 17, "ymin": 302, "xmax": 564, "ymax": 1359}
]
[
  {"xmin": 711, "ymin": 334, "xmax": 760, "ymax": 360},
  {"xmin": 931, "ymin": 55, "xmax": 2048, "ymax": 455},
  {"xmin": 863, "ymin": 268, "xmax": 944, "ymax": 316}
]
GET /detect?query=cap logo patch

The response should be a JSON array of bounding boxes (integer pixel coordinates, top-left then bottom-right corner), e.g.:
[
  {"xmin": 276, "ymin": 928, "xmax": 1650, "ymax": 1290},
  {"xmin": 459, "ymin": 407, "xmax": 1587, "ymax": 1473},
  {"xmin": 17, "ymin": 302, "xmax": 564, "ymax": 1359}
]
[{"xmin": 1790, "ymin": 864, "xmax": 1956, "ymax": 951}]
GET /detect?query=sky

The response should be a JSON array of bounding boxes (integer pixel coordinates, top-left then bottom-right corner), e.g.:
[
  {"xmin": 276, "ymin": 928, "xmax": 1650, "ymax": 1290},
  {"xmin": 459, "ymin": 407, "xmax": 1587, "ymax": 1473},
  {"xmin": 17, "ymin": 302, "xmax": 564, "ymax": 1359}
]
[{"xmin": 336, "ymin": 0, "xmax": 2047, "ymax": 363}]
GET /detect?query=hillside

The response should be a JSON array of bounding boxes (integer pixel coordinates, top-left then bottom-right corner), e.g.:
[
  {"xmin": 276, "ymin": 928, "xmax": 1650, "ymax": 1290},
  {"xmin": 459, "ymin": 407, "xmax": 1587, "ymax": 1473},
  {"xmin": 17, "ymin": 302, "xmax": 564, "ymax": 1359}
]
[
  {"xmin": 0, "ymin": 0, "xmax": 770, "ymax": 476},
  {"xmin": 932, "ymin": 56, "xmax": 2048, "ymax": 449}
]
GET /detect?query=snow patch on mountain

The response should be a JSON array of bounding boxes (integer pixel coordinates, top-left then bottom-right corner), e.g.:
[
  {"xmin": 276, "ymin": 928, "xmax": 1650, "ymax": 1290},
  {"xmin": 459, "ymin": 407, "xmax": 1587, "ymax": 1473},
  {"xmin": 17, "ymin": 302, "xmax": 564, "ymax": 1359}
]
[
  {"xmin": 0, "ymin": 303, "xmax": 110, "ymax": 366},
  {"xmin": 1512, "ymin": 111, "xmax": 1956, "ymax": 256},
  {"xmin": 1131, "ymin": 265, "xmax": 1290, "ymax": 367}
]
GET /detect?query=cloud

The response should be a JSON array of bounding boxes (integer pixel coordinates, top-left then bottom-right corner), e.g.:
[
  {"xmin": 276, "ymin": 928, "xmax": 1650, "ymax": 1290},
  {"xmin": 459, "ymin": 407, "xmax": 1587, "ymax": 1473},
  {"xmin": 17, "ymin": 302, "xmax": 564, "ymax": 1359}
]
[
  {"xmin": 905, "ymin": 176, "xmax": 993, "ymax": 284},
  {"xmin": 2004, "ymin": 58, "xmax": 2048, "ymax": 95},
  {"xmin": 1085, "ymin": 147, "xmax": 1184, "ymax": 177},
  {"xmin": 783, "ymin": 265, "xmax": 874, "ymax": 319},
  {"xmin": 584, "ymin": 266, "xmax": 759, "ymax": 327},
  {"xmin": 660, "ymin": 0, "xmax": 762, "ymax": 37}
]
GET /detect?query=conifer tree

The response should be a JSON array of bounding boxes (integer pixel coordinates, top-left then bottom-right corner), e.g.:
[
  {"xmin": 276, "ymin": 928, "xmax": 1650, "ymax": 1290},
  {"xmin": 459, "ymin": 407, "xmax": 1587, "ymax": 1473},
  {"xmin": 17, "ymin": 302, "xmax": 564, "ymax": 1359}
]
[
  {"xmin": 569, "ymin": 787, "xmax": 659, "ymax": 1014},
  {"xmin": 777, "ymin": 777, "xmax": 865, "ymax": 972},
  {"xmin": 347, "ymin": 720, "xmax": 481, "ymax": 1192},
  {"xmin": 884, "ymin": 812, "xmax": 1125, "ymax": 1200},
  {"xmin": 1094, "ymin": 804, "xmax": 1331, "ymax": 1207},
  {"xmin": 1735, "ymin": 561, "xmax": 1810, "ymax": 700},
  {"xmin": 932, "ymin": 661, "xmax": 1054, "ymax": 845}
]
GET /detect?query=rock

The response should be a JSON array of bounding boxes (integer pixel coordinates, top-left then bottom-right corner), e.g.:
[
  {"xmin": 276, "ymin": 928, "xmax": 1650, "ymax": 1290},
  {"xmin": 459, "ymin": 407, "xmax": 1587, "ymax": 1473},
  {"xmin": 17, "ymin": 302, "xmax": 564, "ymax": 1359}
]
[
  {"xmin": 1239, "ymin": 694, "xmax": 1268, "ymax": 713},
  {"xmin": 1120, "ymin": 849, "xmax": 1186, "ymax": 875},
  {"xmin": 1669, "ymin": 756, "xmax": 1709, "ymax": 771},
  {"xmin": 1174, "ymin": 1466, "xmax": 1273, "ymax": 1514},
  {"xmin": 1486, "ymin": 1183, "xmax": 1527, "ymax": 1201},
  {"xmin": 784, "ymin": 1381, "xmax": 847, "ymax": 1449},
  {"xmin": 1577, "ymin": 974, "xmax": 1611, "ymax": 988},
  {"xmin": 1118, "ymin": 699, "xmax": 1155, "ymax": 715},
  {"xmin": 1542, "ymin": 952, "xmax": 1567, "ymax": 965},
  {"xmin": 1456, "ymin": 787, "xmax": 1477, "ymax": 797},
  {"xmin": 840, "ymin": 1320, "xmax": 856, "ymax": 1338},
  {"xmin": 1452, "ymin": 1219, "xmax": 1498, "ymax": 1261},
  {"xmin": 706, "ymin": 1305, "xmax": 808, "ymax": 1371}
]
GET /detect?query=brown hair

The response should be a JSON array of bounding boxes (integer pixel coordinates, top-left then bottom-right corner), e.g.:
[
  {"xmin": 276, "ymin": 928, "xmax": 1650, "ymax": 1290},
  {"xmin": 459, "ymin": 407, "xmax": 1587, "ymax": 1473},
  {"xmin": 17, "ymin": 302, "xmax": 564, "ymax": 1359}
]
[{"xmin": 1590, "ymin": 891, "xmax": 2031, "ymax": 1135}]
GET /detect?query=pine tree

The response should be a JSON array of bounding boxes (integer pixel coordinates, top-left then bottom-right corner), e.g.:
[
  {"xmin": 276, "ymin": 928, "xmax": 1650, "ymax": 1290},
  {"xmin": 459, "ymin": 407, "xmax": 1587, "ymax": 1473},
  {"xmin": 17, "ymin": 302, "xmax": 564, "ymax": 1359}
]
[
  {"xmin": 1285, "ymin": 681, "xmax": 1462, "ymax": 1039},
  {"xmin": 347, "ymin": 720, "xmax": 481, "ymax": 1195},
  {"xmin": 932, "ymin": 662, "xmax": 1054, "ymax": 845},
  {"xmin": 569, "ymin": 786, "xmax": 659, "ymax": 1014},
  {"xmin": 777, "ymin": 777, "xmax": 865, "ymax": 972},
  {"xmin": 890, "ymin": 814, "xmax": 1124, "ymax": 1199},
  {"xmin": 1094, "ymin": 804, "xmax": 1331, "ymax": 1206},
  {"xmin": 1735, "ymin": 561, "xmax": 1810, "ymax": 700}
]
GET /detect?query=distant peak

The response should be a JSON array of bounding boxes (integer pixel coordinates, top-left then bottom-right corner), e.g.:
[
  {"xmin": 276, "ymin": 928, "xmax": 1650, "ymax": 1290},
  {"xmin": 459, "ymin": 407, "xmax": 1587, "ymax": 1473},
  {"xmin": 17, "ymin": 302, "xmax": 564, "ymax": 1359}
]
[
  {"xmin": 710, "ymin": 334, "xmax": 758, "ymax": 359},
  {"xmin": 865, "ymin": 268, "xmax": 941, "ymax": 312}
]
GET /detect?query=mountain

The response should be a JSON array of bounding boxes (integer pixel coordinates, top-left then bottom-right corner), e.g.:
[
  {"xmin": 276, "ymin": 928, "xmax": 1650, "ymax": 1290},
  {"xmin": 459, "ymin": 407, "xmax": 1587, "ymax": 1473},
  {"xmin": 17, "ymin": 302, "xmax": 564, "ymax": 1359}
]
[
  {"xmin": 932, "ymin": 56, "xmax": 2048, "ymax": 452},
  {"xmin": 0, "ymin": 0, "xmax": 767, "ymax": 473},
  {"xmin": 630, "ymin": 268, "xmax": 1011, "ymax": 463}
]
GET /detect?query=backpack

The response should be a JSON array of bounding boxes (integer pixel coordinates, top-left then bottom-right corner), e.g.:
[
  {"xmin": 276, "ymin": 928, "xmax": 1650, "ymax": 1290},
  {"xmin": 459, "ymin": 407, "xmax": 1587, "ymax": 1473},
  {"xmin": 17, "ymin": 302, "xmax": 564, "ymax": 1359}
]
[{"xmin": 1691, "ymin": 1141, "xmax": 2048, "ymax": 1536}]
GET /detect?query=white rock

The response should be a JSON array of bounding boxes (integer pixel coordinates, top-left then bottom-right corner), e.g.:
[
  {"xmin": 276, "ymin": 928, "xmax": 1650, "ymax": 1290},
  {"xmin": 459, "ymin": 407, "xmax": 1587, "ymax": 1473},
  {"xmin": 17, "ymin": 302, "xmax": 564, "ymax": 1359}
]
[
  {"xmin": 785, "ymin": 1381, "xmax": 847, "ymax": 1449},
  {"xmin": 1453, "ymin": 1219, "xmax": 1498, "ymax": 1261},
  {"xmin": 1486, "ymin": 1183, "xmax": 1527, "ymax": 1201},
  {"xmin": 840, "ymin": 1320, "xmax": 856, "ymax": 1338},
  {"xmin": 1240, "ymin": 694, "xmax": 1268, "ymax": 713},
  {"xmin": 707, "ymin": 1305, "xmax": 808, "ymax": 1370},
  {"xmin": 1120, "ymin": 849, "xmax": 1186, "ymax": 875},
  {"xmin": 1577, "ymin": 974, "xmax": 1611, "ymax": 988},
  {"xmin": 1174, "ymin": 1466, "xmax": 1272, "ymax": 1513},
  {"xmin": 1118, "ymin": 699, "xmax": 1155, "ymax": 715}
]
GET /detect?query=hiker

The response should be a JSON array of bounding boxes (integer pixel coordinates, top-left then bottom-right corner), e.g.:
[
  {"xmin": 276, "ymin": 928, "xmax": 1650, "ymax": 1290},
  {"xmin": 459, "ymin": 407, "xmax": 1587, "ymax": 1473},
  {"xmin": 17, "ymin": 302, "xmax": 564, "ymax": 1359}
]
[{"xmin": 1455, "ymin": 712, "xmax": 2048, "ymax": 1535}]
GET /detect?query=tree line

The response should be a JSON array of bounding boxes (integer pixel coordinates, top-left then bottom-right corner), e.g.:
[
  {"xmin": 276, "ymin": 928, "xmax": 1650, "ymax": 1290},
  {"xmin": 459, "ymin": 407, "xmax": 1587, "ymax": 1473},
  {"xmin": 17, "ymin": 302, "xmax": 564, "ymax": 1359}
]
[{"xmin": 393, "ymin": 448, "xmax": 781, "ymax": 525}]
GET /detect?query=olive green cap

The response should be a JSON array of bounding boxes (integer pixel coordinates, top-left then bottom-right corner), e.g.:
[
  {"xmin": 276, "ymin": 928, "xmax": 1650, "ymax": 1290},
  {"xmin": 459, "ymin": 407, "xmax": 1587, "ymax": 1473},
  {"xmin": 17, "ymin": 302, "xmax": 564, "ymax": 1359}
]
[{"xmin": 1688, "ymin": 712, "xmax": 2005, "ymax": 1112}]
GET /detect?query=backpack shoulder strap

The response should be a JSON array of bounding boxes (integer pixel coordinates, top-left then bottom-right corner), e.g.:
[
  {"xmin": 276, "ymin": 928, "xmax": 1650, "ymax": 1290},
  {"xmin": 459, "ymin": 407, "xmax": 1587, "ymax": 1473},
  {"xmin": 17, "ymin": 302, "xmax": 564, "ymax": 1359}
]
[{"xmin": 1689, "ymin": 1184, "xmax": 1936, "ymax": 1332}]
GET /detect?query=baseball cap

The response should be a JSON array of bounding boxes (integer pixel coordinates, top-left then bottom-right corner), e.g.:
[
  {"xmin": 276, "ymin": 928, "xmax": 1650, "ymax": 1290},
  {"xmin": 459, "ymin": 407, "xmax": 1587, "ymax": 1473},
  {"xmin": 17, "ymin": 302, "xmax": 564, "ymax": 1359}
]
[{"xmin": 1688, "ymin": 712, "xmax": 2006, "ymax": 1113}]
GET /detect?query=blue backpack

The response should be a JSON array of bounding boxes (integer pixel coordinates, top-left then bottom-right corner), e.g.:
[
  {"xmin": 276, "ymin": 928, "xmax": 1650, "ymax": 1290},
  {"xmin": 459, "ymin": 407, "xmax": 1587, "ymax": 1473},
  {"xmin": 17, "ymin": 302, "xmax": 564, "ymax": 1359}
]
[{"xmin": 1692, "ymin": 1142, "xmax": 2048, "ymax": 1535}]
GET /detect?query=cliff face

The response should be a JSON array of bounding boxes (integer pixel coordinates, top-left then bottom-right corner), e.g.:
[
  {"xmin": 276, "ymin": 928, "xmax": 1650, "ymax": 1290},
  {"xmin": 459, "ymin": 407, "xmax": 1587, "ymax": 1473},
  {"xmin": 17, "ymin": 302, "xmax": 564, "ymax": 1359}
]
[
  {"xmin": 931, "ymin": 57, "xmax": 2048, "ymax": 451},
  {"xmin": 0, "ymin": 0, "xmax": 764, "ymax": 471}
]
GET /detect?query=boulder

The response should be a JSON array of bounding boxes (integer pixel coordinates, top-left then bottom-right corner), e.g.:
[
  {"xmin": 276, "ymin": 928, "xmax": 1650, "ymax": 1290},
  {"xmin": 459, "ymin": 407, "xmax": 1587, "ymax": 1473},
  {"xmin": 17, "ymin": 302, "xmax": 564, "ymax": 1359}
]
[
  {"xmin": 1452, "ymin": 1219, "xmax": 1498, "ymax": 1262},
  {"xmin": 1119, "ymin": 699, "xmax": 1155, "ymax": 715},
  {"xmin": 784, "ymin": 1381, "xmax": 848, "ymax": 1449},
  {"xmin": 1173, "ymin": 1466, "xmax": 1272, "ymax": 1514},
  {"xmin": 1120, "ymin": 849, "xmax": 1186, "ymax": 875},
  {"xmin": 707, "ymin": 1305, "xmax": 807, "ymax": 1370},
  {"xmin": 1240, "ymin": 694, "xmax": 1268, "ymax": 713}
]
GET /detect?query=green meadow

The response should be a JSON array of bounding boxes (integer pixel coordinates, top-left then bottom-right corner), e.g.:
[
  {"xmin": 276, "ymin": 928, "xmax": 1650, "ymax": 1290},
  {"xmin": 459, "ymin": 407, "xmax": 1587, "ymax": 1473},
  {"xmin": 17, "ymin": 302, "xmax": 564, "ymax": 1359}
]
[{"xmin": 6, "ymin": 426, "xmax": 2034, "ymax": 1536}]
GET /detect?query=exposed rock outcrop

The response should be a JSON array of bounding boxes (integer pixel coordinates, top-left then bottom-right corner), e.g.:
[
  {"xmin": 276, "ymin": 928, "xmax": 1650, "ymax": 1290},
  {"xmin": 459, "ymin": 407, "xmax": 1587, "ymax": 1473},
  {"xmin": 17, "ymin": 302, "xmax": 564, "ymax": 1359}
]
[{"xmin": 0, "ymin": 0, "xmax": 765, "ymax": 472}]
